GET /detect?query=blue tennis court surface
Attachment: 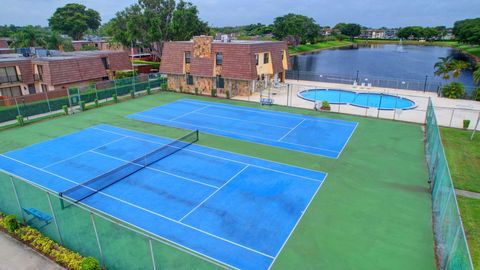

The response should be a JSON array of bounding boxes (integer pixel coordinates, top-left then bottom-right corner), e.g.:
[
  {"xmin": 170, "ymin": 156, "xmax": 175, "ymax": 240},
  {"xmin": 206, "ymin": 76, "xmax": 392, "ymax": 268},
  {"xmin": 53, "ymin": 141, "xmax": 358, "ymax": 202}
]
[
  {"xmin": 127, "ymin": 99, "xmax": 358, "ymax": 158},
  {"xmin": 0, "ymin": 124, "xmax": 327, "ymax": 270}
]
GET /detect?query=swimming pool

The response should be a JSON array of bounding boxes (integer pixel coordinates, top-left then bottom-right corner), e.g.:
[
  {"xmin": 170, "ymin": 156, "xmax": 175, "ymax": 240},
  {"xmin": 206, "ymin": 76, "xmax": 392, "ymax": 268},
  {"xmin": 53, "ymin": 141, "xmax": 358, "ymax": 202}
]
[{"xmin": 299, "ymin": 89, "xmax": 416, "ymax": 110}]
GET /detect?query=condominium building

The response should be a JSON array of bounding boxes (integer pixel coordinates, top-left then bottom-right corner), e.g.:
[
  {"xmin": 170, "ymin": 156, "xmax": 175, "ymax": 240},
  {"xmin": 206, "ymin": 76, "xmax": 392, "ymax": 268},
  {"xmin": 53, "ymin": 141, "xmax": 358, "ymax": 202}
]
[
  {"xmin": 160, "ymin": 36, "xmax": 289, "ymax": 97},
  {"xmin": 0, "ymin": 50, "xmax": 131, "ymax": 98}
]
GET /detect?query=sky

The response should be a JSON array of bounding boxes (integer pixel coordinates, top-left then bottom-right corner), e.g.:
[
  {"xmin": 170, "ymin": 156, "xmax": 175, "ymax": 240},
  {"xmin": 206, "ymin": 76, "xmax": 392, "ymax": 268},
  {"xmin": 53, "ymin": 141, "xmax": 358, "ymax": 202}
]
[{"xmin": 0, "ymin": 0, "xmax": 479, "ymax": 28}]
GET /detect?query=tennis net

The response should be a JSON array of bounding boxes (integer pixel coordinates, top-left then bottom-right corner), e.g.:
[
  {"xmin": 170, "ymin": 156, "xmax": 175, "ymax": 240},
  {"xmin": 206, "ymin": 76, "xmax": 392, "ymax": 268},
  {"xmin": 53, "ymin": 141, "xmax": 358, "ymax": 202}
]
[{"xmin": 59, "ymin": 130, "xmax": 199, "ymax": 204}]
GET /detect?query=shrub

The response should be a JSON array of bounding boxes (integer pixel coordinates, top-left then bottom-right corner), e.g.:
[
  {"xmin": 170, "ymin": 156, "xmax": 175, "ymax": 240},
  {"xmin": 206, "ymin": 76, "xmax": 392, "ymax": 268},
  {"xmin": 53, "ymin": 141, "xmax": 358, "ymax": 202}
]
[
  {"xmin": 474, "ymin": 87, "xmax": 480, "ymax": 101},
  {"xmin": 3, "ymin": 214, "xmax": 19, "ymax": 233},
  {"xmin": 113, "ymin": 94, "xmax": 118, "ymax": 103},
  {"xmin": 321, "ymin": 100, "xmax": 331, "ymax": 110},
  {"xmin": 463, "ymin": 119, "xmax": 471, "ymax": 129},
  {"xmin": 194, "ymin": 87, "xmax": 199, "ymax": 95},
  {"xmin": 94, "ymin": 99, "xmax": 99, "ymax": 107},
  {"xmin": 130, "ymin": 90, "xmax": 135, "ymax": 99},
  {"xmin": 179, "ymin": 86, "xmax": 183, "ymax": 93},
  {"xmin": 81, "ymin": 257, "xmax": 101, "ymax": 270},
  {"xmin": 16, "ymin": 115, "xmax": 24, "ymax": 126},
  {"xmin": 442, "ymin": 82, "xmax": 465, "ymax": 99},
  {"xmin": 161, "ymin": 82, "xmax": 168, "ymax": 91},
  {"xmin": 211, "ymin": 88, "xmax": 217, "ymax": 97},
  {"xmin": 62, "ymin": 105, "xmax": 68, "ymax": 115},
  {"xmin": 79, "ymin": 101, "xmax": 86, "ymax": 111},
  {"xmin": 226, "ymin": 90, "xmax": 230, "ymax": 99},
  {"xmin": 146, "ymin": 87, "xmax": 151, "ymax": 95}
]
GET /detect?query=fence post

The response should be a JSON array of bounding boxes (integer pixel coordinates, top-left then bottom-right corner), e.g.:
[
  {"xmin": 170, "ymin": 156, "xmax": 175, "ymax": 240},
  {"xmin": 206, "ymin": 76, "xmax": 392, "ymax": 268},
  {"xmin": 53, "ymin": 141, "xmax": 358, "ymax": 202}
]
[
  {"xmin": 14, "ymin": 97, "xmax": 20, "ymax": 116},
  {"xmin": 90, "ymin": 212, "xmax": 105, "ymax": 267},
  {"xmin": 149, "ymin": 238, "xmax": 157, "ymax": 270},
  {"xmin": 46, "ymin": 192, "xmax": 63, "ymax": 245},
  {"xmin": 449, "ymin": 109, "xmax": 455, "ymax": 127},
  {"xmin": 471, "ymin": 111, "xmax": 480, "ymax": 140},
  {"xmin": 9, "ymin": 176, "xmax": 26, "ymax": 223},
  {"xmin": 45, "ymin": 91, "xmax": 51, "ymax": 113}
]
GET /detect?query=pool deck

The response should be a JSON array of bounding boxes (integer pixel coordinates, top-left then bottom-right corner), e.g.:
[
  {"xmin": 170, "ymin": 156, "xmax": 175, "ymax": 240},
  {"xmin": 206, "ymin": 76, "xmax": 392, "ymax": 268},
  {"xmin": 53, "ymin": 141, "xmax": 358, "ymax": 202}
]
[{"xmin": 234, "ymin": 80, "xmax": 480, "ymax": 130}]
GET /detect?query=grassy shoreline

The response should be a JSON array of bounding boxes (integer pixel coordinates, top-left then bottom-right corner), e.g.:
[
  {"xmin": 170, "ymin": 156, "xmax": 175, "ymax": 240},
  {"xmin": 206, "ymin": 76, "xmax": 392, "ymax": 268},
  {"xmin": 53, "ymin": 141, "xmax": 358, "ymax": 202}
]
[
  {"xmin": 288, "ymin": 40, "xmax": 353, "ymax": 55},
  {"xmin": 289, "ymin": 38, "xmax": 479, "ymax": 61}
]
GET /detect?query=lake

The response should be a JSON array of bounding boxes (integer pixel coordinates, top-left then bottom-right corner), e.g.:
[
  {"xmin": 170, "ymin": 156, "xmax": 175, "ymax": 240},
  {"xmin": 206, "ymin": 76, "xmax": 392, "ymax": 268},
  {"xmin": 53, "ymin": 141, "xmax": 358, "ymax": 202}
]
[{"xmin": 289, "ymin": 44, "xmax": 476, "ymax": 93}]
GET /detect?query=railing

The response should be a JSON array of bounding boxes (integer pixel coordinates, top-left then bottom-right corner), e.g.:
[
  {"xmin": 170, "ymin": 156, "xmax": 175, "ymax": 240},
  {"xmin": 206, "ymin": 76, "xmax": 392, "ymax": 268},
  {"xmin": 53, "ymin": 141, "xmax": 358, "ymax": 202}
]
[{"xmin": 286, "ymin": 70, "xmax": 478, "ymax": 99}]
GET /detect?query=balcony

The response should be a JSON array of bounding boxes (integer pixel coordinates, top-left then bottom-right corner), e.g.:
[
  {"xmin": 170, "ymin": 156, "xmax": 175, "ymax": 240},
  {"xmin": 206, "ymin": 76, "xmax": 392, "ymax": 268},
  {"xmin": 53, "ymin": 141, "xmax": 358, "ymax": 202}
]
[
  {"xmin": 34, "ymin": 73, "xmax": 43, "ymax": 81},
  {"xmin": 0, "ymin": 74, "xmax": 22, "ymax": 84}
]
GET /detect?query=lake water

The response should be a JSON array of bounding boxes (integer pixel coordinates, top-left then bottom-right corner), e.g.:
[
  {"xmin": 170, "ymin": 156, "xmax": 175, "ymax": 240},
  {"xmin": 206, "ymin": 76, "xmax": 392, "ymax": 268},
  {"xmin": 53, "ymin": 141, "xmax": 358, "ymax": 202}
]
[{"xmin": 289, "ymin": 44, "xmax": 475, "ymax": 92}]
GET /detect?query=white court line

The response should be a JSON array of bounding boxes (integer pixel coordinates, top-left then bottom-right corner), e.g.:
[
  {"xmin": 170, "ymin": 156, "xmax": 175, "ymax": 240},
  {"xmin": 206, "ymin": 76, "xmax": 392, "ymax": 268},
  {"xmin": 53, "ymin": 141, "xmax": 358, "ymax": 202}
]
[
  {"xmin": 179, "ymin": 165, "xmax": 249, "ymax": 222},
  {"xmin": 92, "ymin": 126, "xmax": 324, "ymax": 183},
  {"xmin": 267, "ymin": 173, "xmax": 327, "ymax": 270},
  {"xmin": 42, "ymin": 136, "xmax": 128, "ymax": 169},
  {"xmin": 0, "ymin": 168, "xmax": 239, "ymax": 270},
  {"xmin": 130, "ymin": 113, "xmax": 340, "ymax": 155},
  {"xmin": 169, "ymin": 105, "xmax": 210, "ymax": 121},
  {"xmin": 278, "ymin": 119, "xmax": 306, "ymax": 142},
  {"xmin": 337, "ymin": 122, "xmax": 359, "ymax": 157},
  {"xmin": 189, "ymin": 111, "xmax": 294, "ymax": 130},
  {"xmin": 90, "ymin": 150, "xmax": 219, "ymax": 189},
  {"xmin": 178, "ymin": 99, "xmax": 358, "ymax": 127},
  {"xmin": 93, "ymin": 124, "xmax": 327, "ymax": 177},
  {"xmin": 0, "ymin": 154, "xmax": 275, "ymax": 260}
]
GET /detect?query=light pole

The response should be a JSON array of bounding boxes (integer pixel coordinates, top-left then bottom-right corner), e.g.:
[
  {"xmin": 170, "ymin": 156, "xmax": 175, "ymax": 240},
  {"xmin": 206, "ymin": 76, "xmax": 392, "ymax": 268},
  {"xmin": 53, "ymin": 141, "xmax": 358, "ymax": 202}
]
[
  {"xmin": 356, "ymin": 70, "xmax": 359, "ymax": 83},
  {"xmin": 423, "ymin": 75, "xmax": 428, "ymax": 93}
]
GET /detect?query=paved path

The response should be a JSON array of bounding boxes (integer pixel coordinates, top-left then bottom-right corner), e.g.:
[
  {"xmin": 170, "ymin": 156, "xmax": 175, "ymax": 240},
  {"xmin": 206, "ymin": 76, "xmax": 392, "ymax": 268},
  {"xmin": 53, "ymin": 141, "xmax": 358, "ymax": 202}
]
[
  {"xmin": 455, "ymin": 189, "xmax": 480, "ymax": 199},
  {"xmin": 0, "ymin": 231, "xmax": 64, "ymax": 270}
]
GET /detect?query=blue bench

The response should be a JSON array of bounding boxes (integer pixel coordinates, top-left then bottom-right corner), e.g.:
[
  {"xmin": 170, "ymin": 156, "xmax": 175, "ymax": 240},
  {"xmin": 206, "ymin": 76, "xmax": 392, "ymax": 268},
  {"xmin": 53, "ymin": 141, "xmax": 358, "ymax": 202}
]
[
  {"xmin": 22, "ymin": 208, "xmax": 53, "ymax": 225},
  {"xmin": 260, "ymin": 98, "xmax": 274, "ymax": 105}
]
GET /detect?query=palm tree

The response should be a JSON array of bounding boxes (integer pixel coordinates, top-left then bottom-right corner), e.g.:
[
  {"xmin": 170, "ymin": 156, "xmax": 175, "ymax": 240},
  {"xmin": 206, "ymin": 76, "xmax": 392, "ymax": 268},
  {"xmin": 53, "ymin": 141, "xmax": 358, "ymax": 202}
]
[
  {"xmin": 434, "ymin": 56, "xmax": 452, "ymax": 80},
  {"xmin": 473, "ymin": 63, "xmax": 480, "ymax": 85},
  {"xmin": 450, "ymin": 60, "xmax": 470, "ymax": 79}
]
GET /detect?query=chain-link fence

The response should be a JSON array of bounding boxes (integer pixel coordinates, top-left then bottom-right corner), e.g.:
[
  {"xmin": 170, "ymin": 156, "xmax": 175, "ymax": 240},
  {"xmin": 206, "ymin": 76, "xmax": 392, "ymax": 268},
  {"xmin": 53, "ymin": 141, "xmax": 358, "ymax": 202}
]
[
  {"xmin": 0, "ymin": 74, "xmax": 166, "ymax": 125},
  {"xmin": 425, "ymin": 99, "xmax": 474, "ymax": 270},
  {"xmin": 0, "ymin": 170, "xmax": 226, "ymax": 270},
  {"xmin": 286, "ymin": 70, "xmax": 478, "ymax": 99},
  {"xmin": 255, "ymin": 83, "xmax": 480, "ymax": 131}
]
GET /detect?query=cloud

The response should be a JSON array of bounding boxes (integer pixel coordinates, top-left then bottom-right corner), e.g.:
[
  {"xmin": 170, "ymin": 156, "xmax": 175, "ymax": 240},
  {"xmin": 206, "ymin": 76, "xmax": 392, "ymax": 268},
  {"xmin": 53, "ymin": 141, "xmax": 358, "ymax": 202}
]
[{"xmin": 0, "ymin": 0, "xmax": 479, "ymax": 28}]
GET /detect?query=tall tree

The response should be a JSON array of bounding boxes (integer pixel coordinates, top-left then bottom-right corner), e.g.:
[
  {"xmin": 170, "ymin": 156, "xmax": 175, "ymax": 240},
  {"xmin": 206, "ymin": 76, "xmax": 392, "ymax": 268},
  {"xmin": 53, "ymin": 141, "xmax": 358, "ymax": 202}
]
[
  {"xmin": 272, "ymin": 13, "xmax": 320, "ymax": 44},
  {"xmin": 340, "ymin": 23, "xmax": 361, "ymax": 40},
  {"xmin": 139, "ymin": 0, "xmax": 176, "ymax": 47},
  {"xmin": 474, "ymin": 64, "xmax": 480, "ymax": 85},
  {"xmin": 169, "ymin": 0, "xmax": 209, "ymax": 41},
  {"xmin": 49, "ymin": 3, "xmax": 101, "ymax": 40},
  {"xmin": 453, "ymin": 18, "xmax": 480, "ymax": 44}
]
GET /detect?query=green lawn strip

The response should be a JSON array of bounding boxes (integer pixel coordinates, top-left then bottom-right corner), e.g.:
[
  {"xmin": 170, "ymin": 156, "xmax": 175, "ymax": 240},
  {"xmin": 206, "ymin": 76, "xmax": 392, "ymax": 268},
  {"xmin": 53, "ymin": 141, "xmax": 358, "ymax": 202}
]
[
  {"xmin": 457, "ymin": 196, "xmax": 480, "ymax": 269},
  {"xmin": 440, "ymin": 127, "xmax": 480, "ymax": 193},
  {"xmin": 0, "ymin": 92, "xmax": 435, "ymax": 269},
  {"xmin": 288, "ymin": 40, "xmax": 353, "ymax": 55},
  {"xmin": 131, "ymin": 60, "xmax": 160, "ymax": 69}
]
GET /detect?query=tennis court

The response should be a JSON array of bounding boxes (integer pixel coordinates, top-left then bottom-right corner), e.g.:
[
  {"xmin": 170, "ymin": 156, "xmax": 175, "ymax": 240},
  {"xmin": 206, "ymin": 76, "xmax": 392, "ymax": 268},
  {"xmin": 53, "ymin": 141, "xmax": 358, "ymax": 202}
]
[
  {"xmin": 0, "ymin": 124, "xmax": 326, "ymax": 270},
  {"xmin": 128, "ymin": 99, "xmax": 358, "ymax": 158}
]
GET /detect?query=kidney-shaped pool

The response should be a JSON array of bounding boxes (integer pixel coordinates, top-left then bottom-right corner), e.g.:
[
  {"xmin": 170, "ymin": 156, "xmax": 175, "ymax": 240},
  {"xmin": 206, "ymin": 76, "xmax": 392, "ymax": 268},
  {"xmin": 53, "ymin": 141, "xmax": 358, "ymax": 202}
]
[{"xmin": 299, "ymin": 89, "xmax": 416, "ymax": 110}]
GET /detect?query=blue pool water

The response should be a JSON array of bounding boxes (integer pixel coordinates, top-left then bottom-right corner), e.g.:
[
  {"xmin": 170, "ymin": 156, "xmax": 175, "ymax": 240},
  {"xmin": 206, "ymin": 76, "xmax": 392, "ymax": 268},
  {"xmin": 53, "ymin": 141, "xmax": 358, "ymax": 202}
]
[{"xmin": 299, "ymin": 89, "xmax": 416, "ymax": 110}]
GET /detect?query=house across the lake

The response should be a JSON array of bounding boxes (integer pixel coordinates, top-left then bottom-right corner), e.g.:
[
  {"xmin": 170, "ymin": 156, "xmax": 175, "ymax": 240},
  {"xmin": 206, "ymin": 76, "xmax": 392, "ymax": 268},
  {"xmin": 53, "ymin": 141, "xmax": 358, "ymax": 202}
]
[{"xmin": 160, "ymin": 36, "xmax": 289, "ymax": 97}]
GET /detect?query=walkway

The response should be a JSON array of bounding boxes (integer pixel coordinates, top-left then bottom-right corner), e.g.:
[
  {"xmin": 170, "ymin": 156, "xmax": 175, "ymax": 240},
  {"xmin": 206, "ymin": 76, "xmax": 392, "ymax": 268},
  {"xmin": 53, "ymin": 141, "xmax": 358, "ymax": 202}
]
[
  {"xmin": 455, "ymin": 189, "xmax": 480, "ymax": 199},
  {"xmin": 0, "ymin": 231, "xmax": 64, "ymax": 270}
]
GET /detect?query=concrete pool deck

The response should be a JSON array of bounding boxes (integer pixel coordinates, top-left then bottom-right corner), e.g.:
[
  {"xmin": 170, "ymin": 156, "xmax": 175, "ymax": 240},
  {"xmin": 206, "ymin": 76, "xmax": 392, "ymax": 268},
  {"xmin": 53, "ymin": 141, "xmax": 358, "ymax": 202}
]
[{"xmin": 234, "ymin": 80, "xmax": 480, "ymax": 130}]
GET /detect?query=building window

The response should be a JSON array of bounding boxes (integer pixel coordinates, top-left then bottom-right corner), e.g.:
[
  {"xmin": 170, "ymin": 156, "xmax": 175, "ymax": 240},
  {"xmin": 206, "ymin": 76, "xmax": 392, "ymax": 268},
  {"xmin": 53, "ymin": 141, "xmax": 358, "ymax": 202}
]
[
  {"xmin": 28, "ymin": 84, "xmax": 36, "ymax": 94},
  {"xmin": 0, "ymin": 86, "xmax": 22, "ymax": 97},
  {"xmin": 101, "ymin": 57, "xmax": 110, "ymax": 69},
  {"xmin": 216, "ymin": 52, "xmax": 223, "ymax": 65},
  {"xmin": 255, "ymin": 54, "xmax": 259, "ymax": 66},
  {"xmin": 35, "ymin": 65, "xmax": 44, "ymax": 81},
  {"xmin": 0, "ymin": 66, "xmax": 19, "ymax": 83},
  {"xmin": 185, "ymin": 51, "xmax": 191, "ymax": 64},
  {"xmin": 41, "ymin": 84, "xmax": 48, "ymax": 93},
  {"xmin": 263, "ymin": 53, "xmax": 269, "ymax": 64},
  {"xmin": 186, "ymin": 74, "xmax": 193, "ymax": 85},
  {"xmin": 216, "ymin": 76, "xmax": 224, "ymax": 88}
]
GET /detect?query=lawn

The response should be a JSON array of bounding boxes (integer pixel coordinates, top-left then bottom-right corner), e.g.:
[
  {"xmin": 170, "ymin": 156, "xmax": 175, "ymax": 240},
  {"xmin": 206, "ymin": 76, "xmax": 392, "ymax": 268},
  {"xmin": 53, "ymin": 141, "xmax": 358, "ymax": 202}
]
[
  {"xmin": 0, "ymin": 91, "xmax": 435, "ymax": 269},
  {"xmin": 454, "ymin": 44, "xmax": 480, "ymax": 58},
  {"xmin": 440, "ymin": 127, "xmax": 480, "ymax": 268},
  {"xmin": 440, "ymin": 127, "xmax": 480, "ymax": 193},
  {"xmin": 457, "ymin": 196, "xmax": 480, "ymax": 269},
  {"xmin": 288, "ymin": 40, "xmax": 353, "ymax": 55}
]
